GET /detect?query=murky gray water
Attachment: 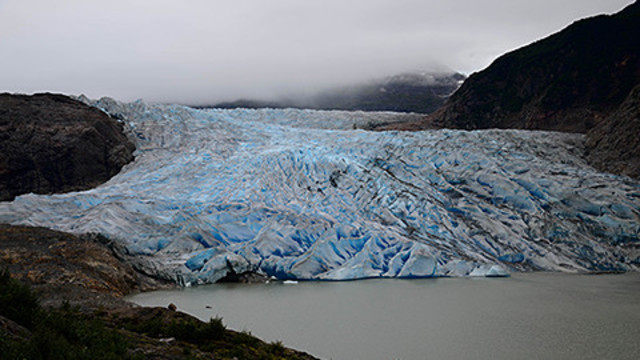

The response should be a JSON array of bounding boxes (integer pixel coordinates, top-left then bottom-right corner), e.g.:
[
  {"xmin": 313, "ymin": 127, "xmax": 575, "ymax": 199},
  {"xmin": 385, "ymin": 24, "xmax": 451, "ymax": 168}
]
[{"xmin": 127, "ymin": 273, "xmax": 640, "ymax": 360}]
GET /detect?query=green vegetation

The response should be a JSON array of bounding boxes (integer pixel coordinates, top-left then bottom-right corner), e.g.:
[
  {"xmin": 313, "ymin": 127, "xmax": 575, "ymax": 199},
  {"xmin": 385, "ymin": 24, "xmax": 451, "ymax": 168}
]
[
  {"xmin": 0, "ymin": 269, "xmax": 133, "ymax": 360},
  {"xmin": 0, "ymin": 269, "xmax": 312, "ymax": 359},
  {"xmin": 119, "ymin": 314, "xmax": 298, "ymax": 359},
  {"xmin": 121, "ymin": 313, "xmax": 226, "ymax": 347},
  {"xmin": 0, "ymin": 268, "xmax": 39, "ymax": 328}
]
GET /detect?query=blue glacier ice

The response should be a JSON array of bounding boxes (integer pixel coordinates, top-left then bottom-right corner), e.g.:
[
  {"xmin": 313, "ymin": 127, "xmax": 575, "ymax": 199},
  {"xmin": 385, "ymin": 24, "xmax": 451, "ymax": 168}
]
[{"xmin": 1, "ymin": 97, "xmax": 639, "ymax": 284}]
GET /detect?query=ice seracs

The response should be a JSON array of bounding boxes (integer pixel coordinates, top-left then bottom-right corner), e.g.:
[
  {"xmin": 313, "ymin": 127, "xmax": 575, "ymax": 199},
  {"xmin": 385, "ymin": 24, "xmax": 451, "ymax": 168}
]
[{"xmin": 0, "ymin": 98, "xmax": 639, "ymax": 284}]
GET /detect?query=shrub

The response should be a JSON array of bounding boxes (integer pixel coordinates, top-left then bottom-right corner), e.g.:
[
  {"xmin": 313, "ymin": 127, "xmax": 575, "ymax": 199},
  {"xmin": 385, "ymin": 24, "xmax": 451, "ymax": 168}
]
[
  {"xmin": 0, "ymin": 269, "xmax": 40, "ymax": 328},
  {"xmin": 0, "ymin": 270, "xmax": 133, "ymax": 359},
  {"xmin": 126, "ymin": 314, "xmax": 226, "ymax": 345},
  {"xmin": 266, "ymin": 340, "xmax": 286, "ymax": 356}
]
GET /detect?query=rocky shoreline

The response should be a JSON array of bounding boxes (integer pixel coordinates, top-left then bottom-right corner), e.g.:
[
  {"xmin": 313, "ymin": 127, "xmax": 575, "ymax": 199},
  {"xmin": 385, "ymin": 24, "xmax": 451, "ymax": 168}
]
[
  {"xmin": 0, "ymin": 224, "xmax": 317, "ymax": 359},
  {"xmin": 0, "ymin": 93, "xmax": 314, "ymax": 359}
]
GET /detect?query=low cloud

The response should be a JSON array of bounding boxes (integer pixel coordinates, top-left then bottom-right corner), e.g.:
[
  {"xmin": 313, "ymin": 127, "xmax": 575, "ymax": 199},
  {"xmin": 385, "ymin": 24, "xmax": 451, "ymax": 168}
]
[{"xmin": 0, "ymin": 0, "xmax": 632, "ymax": 104}]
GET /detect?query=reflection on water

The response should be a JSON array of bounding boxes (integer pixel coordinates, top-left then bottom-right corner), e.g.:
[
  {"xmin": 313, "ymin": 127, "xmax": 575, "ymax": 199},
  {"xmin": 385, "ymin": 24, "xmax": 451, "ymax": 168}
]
[{"xmin": 127, "ymin": 273, "xmax": 640, "ymax": 360}]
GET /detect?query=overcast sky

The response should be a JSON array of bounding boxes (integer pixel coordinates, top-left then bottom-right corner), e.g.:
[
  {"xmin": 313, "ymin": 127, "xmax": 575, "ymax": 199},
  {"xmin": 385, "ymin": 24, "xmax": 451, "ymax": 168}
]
[{"xmin": 0, "ymin": 0, "xmax": 633, "ymax": 104}]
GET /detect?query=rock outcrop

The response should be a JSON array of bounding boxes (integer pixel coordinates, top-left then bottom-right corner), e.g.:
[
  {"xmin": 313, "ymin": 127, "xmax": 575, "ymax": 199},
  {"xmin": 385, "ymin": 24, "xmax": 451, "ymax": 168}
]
[
  {"xmin": 0, "ymin": 224, "xmax": 318, "ymax": 359},
  {"xmin": 585, "ymin": 84, "xmax": 640, "ymax": 179},
  {"xmin": 0, "ymin": 224, "xmax": 164, "ymax": 308},
  {"xmin": 0, "ymin": 93, "xmax": 135, "ymax": 201},
  {"xmin": 418, "ymin": 1, "xmax": 639, "ymax": 132},
  {"xmin": 380, "ymin": 1, "xmax": 640, "ymax": 179}
]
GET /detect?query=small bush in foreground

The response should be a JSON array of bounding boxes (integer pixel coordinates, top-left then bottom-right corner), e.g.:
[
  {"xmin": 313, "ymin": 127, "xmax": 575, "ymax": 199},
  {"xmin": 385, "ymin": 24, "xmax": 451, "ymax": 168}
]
[
  {"xmin": 0, "ymin": 269, "xmax": 134, "ymax": 360},
  {"xmin": 126, "ymin": 314, "xmax": 226, "ymax": 345},
  {"xmin": 0, "ymin": 269, "xmax": 39, "ymax": 328}
]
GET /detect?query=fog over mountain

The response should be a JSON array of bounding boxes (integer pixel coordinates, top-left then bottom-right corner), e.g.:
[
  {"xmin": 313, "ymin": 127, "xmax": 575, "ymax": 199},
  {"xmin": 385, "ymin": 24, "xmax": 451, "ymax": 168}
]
[
  {"xmin": 0, "ymin": 0, "xmax": 632, "ymax": 104},
  {"xmin": 210, "ymin": 71, "xmax": 466, "ymax": 114}
]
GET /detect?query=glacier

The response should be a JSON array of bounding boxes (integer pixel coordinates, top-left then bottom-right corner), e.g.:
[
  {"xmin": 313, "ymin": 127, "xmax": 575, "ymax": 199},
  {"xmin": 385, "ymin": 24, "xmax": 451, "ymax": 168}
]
[{"xmin": 1, "ymin": 98, "xmax": 639, "ymax": 284}]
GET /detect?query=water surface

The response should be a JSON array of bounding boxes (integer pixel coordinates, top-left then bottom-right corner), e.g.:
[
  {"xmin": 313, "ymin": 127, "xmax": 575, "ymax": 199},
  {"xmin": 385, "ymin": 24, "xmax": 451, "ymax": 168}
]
[{"xmin": 128, "ymin": 273, "xmax": 640, "ymax": 360}]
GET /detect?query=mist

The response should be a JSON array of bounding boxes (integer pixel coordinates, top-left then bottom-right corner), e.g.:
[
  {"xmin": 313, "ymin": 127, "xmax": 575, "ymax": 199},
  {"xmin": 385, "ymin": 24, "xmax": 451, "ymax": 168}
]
[{"xmin": 0, "ymin": 0, "xmax": 633, "ymax": 104}]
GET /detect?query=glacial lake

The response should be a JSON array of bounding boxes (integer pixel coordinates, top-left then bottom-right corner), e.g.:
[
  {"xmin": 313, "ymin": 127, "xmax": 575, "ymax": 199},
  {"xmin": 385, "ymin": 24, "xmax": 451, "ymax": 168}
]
[{"xmin": 127, "ymin": 273, "xmax": 640, "ymax": 360}]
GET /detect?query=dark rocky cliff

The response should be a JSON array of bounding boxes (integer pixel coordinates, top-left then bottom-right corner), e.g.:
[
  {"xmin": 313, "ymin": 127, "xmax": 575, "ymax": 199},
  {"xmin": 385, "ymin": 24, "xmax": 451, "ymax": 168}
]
[
  {"xmin": 0, "ymin": 93, "xmax": 135, "ymax": 201},
  {"xmin": 381, "ymin": 1, "xmax": 640, "ymax": 178},
  {"xmin": 585, "ymin": 84, "xmax": 640, "ymax": 179},
  {"xmin": 427, "ymin": 1, "xmax": 640, "ymax": 132}
]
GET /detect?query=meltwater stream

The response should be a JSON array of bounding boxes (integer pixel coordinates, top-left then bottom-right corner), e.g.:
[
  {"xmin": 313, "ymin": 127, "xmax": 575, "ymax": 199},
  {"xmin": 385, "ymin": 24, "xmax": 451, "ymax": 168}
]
[{"xmin": 128, "ymin": 273, "xmax": 640, "ymax": 360}]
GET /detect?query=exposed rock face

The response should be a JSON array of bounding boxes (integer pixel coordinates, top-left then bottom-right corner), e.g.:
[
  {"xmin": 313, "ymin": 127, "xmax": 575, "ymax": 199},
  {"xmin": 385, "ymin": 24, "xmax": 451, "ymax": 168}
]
[
  {"xmin": 382, "ymin": 1, "xmax": 639, "ymax": 132},
  {"xmin": 0, "ymin": 225, "xmax": 318, "ymax": 359},
  {"xmin": 424, "ymin": 1, "xmax": 640, "ymax": 133},
  {"xmin": 380, "ymin": 2, "xmax": 640, "ymax": 179},
  {"xmin": 0, "ymin": 93, "xmax": 135, "ymax": 201},
  {"xmin": 586, "ymin": 84, "xmax": 640, "ymax": 179},
  {"xmin": 0, "ymin": 224, "xmax": 165, "ymax": 308}
]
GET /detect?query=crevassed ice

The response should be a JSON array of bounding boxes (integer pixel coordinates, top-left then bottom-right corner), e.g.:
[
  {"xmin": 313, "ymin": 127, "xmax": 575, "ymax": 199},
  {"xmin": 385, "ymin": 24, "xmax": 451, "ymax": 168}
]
[{"xmin": 1, "ymin": 98, "xmax": 639, "ymax": 284}]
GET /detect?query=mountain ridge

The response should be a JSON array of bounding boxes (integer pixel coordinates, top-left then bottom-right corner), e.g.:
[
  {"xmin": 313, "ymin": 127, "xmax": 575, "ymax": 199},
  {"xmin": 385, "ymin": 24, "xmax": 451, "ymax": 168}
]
[
  {"xmin": 434, "ymin": 1, "xmax": 638, "ymax": 132},
  {"xmin": 379, "ymin": 1, "xmax": 640, "ymax": 178},
  {"xmin": 207, "ymin": 71, "xmax": 465, "ymax": 114}
]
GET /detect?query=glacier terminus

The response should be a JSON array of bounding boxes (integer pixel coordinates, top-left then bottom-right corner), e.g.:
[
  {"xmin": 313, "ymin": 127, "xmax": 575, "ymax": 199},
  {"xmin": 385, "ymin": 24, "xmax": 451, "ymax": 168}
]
[{"xmin": 1, "ymin": 98, "xmax": 639, "ymax": 285}]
